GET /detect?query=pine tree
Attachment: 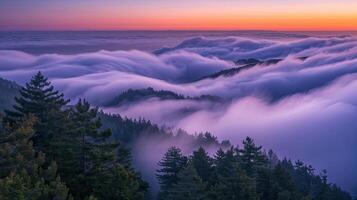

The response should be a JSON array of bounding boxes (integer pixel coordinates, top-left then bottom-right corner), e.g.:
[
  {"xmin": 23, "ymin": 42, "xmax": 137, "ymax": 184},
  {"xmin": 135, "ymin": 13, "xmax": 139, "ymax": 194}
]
[
  {"xmin": 213, "ymin": 148, "xmax": 226, "ymax": 164},
  {"xmin": 256, "ymin": 167, "xmax": 275, "ymax": 200},
  {"xmin": 239, "ymin": 137, "xmax": 267, "ymax": 177},
  {"xmin": 0, "ymin": 116, "xmax": 71, "ymax": 200},
  {"xmin": 4, "ymin": 71, "xmax": 70, "ymax": 160},
  {"xmin": 70, "ymin": 99, "xmax": 114, "ymax": 172},
  {"xmin": 208, "ymin": 162, "xmax": 257, "ymax": 200},
  {"xmin": 191, "ymin": 147, "xmax": 212, "ymax": 182},
  {"xmin": 266, "ymin": 149, "xmax": 279, "ymax": 169},
  {"xmin": 92, "ymin": 164, "xmax": 146, "ymax": 200},
  {"xmin": 272, "ymin": 163, "xmax": 301, "ymax": 200},
  {"xmin": 213, "ymin": 147, "xmax": 236, "ymax": 178},
  {"xmin": 166, "ymin": 163, "xmax": 206, "ymax": 200},
  {"xmin": 256, "ymin": 162, "xmax": 301, "ymax": 200},
  {"xmin": 61, "ymin": 99, "xmax": 118, "ymax": 199},
  {"xmin": 206, "ymin": 148, "xmax": 257, "ymax": 200},
  {"xmin": 291, "ymin": 160, "xmax": 317, "ymax": 196},
  {"xmin": 117, "ymin": 141, "xmax": 132, "ymax": 168},
  {"xmin": 58, "ymin": 99, "xmax": 148, "ymax": 199},
  {"xmin": 156, "ymin": 146, "xmax": 188, "ymax": 199},
  {"xmin": 316, "ymin": 169, "xmax": 330, "ymax": 200}
]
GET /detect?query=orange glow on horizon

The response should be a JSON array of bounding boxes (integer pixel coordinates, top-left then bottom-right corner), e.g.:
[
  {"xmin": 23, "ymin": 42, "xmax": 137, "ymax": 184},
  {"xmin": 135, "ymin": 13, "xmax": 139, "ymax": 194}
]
[
  {"xmin": 1, "ymin": 1, "xmax": 357, "ymax": 31},
  {"xmin": 44, "ymin": 14, "xmax": 357, "ymax": 31}
]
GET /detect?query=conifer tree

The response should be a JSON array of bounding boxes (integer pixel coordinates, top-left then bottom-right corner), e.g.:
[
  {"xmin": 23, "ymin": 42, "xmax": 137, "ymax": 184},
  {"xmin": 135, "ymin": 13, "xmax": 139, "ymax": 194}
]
[
  {"xmin": 272, "ymin": 163, "xmax": 301, "ymax": 200},
  {"xmin": 256, "ymin": 162, "xmax": 301, "ymax": 200},
  {"xmin": 92, "ymin": 164, "xmax": 146, "ymax": 200},
  {"xmin": 239, "ymin": 137, "xmax": 267, "ymax": 177},
  {"xmin": 206, "ymin": 147, "xmax": 257, "ymax": 200},
  {"xmin": 117, "ymin": 141, "xmax": 133, "ymax": 168},
  {"xmin": 166, "ymin": 163, "xmax": 206, "ymax": 200},
  {"xmin": 61, "ymin": 99, "xmax": 118, "ymax": 199},
  {"xmin": 213, "ymin": 148, "xmax": 226, "ymax": 164},
  {"xmin": 4, "ymin": 71, "xmax": 70, "ymax": 159},
  {"xmin": 191, "ymin": 147, "xmax": 212, "ymax": 182},
  {"xmin": 59, "ymin": 99, "xmax": 148, "ymax": 199},
  {"xmin": 0, "ymin": 116, "xmax": 71, "ymax": 200},
  {"xmin": 70, "ymin": 99, "xmax": 114, "ymax": 172},
  {"xmin": 266, "ymin": 149, "xmax": 279, "ymax": 169},
  {"xmin": 213, "ymin": 148, "xmax": 236, "ymax": 178},
  {"xmin": 208, "ymin": 163, "xmax": 257, "ymax": 200},
  {"xmin": 156, "ymin": 146, "xmax": 188, "ymax": 199},
  {"xmin": 316, "ymin": 169, "xmax": 330, "ymax": 200}
]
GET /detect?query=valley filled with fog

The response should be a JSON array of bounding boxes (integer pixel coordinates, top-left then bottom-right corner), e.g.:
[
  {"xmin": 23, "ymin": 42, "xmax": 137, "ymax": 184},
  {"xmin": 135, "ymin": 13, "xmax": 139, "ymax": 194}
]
[{"xmin": 1, "ymin": 31, "xmax": 357, "ymax": 195}]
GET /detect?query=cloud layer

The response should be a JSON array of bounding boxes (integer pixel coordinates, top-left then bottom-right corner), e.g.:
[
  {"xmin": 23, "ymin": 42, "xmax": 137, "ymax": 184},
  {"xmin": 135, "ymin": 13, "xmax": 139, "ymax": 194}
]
[{"xmin": 1, "ymin": 35, "xmax": 357, "ymax": 194}]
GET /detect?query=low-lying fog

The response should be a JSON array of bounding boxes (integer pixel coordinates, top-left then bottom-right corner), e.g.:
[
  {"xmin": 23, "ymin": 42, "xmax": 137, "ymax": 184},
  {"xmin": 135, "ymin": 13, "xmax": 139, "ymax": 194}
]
[{"xmin": 1, "ymin": 35, "xmax": 357, "ymax": 194}]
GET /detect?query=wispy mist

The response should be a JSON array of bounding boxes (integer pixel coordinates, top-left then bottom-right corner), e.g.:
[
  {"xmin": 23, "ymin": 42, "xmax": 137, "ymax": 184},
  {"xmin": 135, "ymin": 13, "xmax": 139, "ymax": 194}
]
[{"xmin": 1, "ymin": 35, "xmax": 357, "ymax": 194}]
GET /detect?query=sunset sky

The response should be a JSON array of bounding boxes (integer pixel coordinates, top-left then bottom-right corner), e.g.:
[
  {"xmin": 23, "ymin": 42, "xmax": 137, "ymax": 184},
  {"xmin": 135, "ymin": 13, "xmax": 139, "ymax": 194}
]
[{"xmin": 1, "ymin": 0, "xmax": 357, "ymax": 31}]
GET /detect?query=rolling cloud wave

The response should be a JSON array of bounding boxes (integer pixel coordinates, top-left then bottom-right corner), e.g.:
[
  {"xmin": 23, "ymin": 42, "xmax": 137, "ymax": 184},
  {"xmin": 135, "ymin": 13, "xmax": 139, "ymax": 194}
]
[{"xmin": 1, "ymin": 36, "xmax": 357, "ymax": 194}]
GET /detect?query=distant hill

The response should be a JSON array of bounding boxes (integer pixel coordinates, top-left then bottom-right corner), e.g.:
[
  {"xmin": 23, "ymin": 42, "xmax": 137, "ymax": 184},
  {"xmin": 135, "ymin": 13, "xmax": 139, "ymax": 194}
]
[
  {"xmin": 0, "ymin": 77, "xmax": 20, "ymax": 112},
  {"xmin": 105, "ymin": 87, "xmax": 221, "ymax": 107},
  {"xmin": 197, "ymin": 57, "xmax": 309, "ymax": 81},
  {"xmin": 197, "ymin": 58, "xmax": 282, "ymax": 81},
  {"xmin": 99, "ymin": 111, "xmax": 230, "ymax": 147}
]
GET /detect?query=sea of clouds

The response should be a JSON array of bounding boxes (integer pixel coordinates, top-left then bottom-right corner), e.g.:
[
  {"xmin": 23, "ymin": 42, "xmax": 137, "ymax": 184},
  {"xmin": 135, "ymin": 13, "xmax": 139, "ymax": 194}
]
[{"xmin": 1, "ymin": 35, "xmax": 357, "ymax": 194}]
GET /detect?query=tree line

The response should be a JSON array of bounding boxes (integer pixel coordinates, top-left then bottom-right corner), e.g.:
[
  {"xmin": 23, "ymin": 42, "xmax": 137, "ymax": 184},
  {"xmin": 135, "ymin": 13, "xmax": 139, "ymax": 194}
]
[{"xmin": 156, "ymin": 140, "xmax": 352, "ymax": 200}]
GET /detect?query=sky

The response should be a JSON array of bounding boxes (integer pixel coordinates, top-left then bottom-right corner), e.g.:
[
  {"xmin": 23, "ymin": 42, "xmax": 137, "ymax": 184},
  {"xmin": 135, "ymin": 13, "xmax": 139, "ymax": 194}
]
[{"xmin": 1, "ymin": 0, "xmax": 357, "ymax": 31}]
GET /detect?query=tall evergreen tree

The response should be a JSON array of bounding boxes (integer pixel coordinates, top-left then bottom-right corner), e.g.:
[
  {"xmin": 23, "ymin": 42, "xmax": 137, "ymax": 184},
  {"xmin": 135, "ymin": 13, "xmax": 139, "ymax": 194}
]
[
  {"xmin": 316, "ymin": 169, "xmax": 330, "ymax": 200},
  {"xmin": 292, "ymin": 160, "xmax": 316, "ymax": 196},
  {"xmin": 256, "ymin": 161, "xmax": 302, "ymax": 200},
  {"xmin": 4, "ymin": 71, "xmax": 70, "ymax": 160},
  {"xmin": 191, "ymin": 147, "xmax": 212, "ymax": 182},
  {"xmin": 92, "ymin": 164, "xmax": 146, "ymax": 200},
  {"xmin": 208, "ymin": 163, "xmax": 257, "ymax": 200},
  {"xmin": 156, "ymin": 146, "xmax": 188, "ymax": 199},
  {"xmin": 207, "ymin": 148, "xmax": 257, "ymax": 200},
  {"xmin": 266, "ymin": 149, "xmax": 279, "ymax": 169},
  {"xmin": 272, "ymin": 163, "xmax": 301, "ymax": 200},
  {"xmin": 70, "ymin": 99, "xmax": 114, "ymax": 173},
  {"xmin": 0, "ymin": 116, "xmax": 71, "ymax": 200},
  {"xmin": 61, "ymin": 99, "xmax": 129, "ymax": 199},
  {"xmin": 62, "ymin": 99, "xmax": 147, "ymax": 199},
  {"xmin": 166, "ymin": 163, "xmax": 206, "ymax": 200},
  {"xmin": 116, "ymin": 141, "xmax": 133, "ymax": 168},
  {"xmin": 239, "ymin": 137, "xmax": 266, "ymax": 177},
  {"xmin": 212, "ymin": 147, "xmax": 237, "ymax": 178}
]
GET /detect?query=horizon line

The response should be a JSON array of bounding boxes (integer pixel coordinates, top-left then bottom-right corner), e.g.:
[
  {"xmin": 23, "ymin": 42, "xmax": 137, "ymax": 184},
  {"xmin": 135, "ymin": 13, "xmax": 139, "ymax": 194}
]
[{"xmin": 1, "ymin": 29, "xmax": 357, "ymax": 32}]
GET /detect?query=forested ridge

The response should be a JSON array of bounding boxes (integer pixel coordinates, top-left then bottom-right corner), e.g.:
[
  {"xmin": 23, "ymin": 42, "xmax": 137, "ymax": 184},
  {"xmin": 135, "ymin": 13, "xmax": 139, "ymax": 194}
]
[
  {"xmin": 0, "ymin": 72, "xmax": 352, "ymax": 199},
  {"xmin": 104, "ymin": 87, "xmax": 221, "ymax": 107}
]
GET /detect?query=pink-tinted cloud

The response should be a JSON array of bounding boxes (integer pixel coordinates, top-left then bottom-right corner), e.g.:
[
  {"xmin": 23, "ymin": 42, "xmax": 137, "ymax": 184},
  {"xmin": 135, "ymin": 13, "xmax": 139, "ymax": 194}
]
[{"xmin": 1, "ymin": 36, "xmax": 357, "ymax": 194}]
